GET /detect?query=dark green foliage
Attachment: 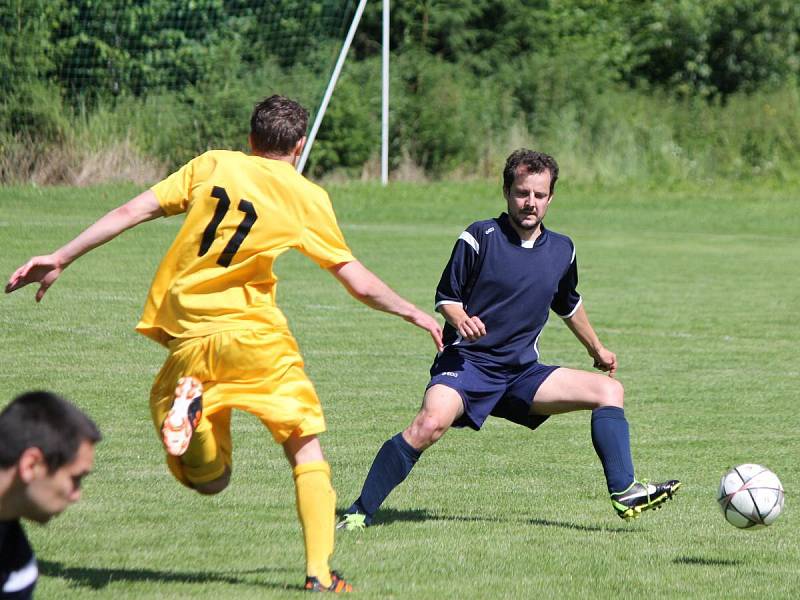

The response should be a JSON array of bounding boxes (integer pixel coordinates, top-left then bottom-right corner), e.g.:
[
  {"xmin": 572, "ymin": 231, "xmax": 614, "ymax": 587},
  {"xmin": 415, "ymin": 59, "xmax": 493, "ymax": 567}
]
[
  {"xmin": 625, "ymin": 0, "xmax": 800, "ymax": 97},
  {"xmin": 0, "ymin": 0, "xmax": 68, "ymax": 140},
  {"xmin": 3, "ymin": 0, "xmax": 800, "ymax": 181},
  {"xmin": 43, "ymin": 0, "xmax": 355, "ymax": 105}
]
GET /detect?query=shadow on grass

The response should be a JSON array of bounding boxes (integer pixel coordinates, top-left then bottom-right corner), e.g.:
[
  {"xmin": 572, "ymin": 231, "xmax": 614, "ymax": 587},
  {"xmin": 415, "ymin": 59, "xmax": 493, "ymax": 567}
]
[
  {"xmin": 382, "ymin": 508, "xmax": 505, "ymax": 525},
  {"xmin": 336, "ymin": 507, "xmax": 504, "ymax": 526},
  {"xmin": 337, "ymin": 507, "xmax": 633, "ymax": 533},
  {"xmin": 39, "ymin": 560, "xmax": 294, "ymax": 591},
  {"xmin": 526, "ymin": 518, "xmax": 636, "ymax": 533},
  {"xmin": 673, "ymin": 556, "xmax": 743, "ymax": 567}
]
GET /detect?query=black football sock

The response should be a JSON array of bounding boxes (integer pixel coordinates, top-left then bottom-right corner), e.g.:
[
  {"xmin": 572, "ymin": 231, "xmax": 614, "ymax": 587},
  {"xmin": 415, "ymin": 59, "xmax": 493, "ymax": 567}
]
[
  {"xmin": 350, "ymin": 432, "xmax": 421, "ymax": 523},
  {"xmin": 591, "ymin": 406, "xmax": 635, "ymax": 494}
]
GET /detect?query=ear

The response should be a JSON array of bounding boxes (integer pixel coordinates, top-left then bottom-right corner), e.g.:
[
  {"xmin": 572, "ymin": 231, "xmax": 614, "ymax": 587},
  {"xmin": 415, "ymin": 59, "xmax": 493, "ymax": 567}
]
[
  {"xmin": 294, "ymin": 136, "xmax": 307, "ymax": 157},
  {"xmin": 248, "ymin": 133, "xmax": 254, "ymax": 152},
  {"xmin": 18, "ymin": 448, "xmax": 46, "ymax": 484}
]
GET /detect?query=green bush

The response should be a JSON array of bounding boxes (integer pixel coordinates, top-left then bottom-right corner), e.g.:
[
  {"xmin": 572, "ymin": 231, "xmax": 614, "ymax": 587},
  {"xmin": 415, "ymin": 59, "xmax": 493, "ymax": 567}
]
[{"xmin": 5, "ymin": 0, "xmax": 800, "ymax": 184}]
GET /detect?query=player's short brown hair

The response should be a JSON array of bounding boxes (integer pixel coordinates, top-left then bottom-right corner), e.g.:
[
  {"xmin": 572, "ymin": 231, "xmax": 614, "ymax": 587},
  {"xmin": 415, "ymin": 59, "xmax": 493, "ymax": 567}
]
[
  {"xmin": 250, "ymin": 95, "xmax": 309, "ymax": 155},
  {"xmin": 503, "ymin": 149, "xmax": 559, "ymax": 196},
  {"xmin": 0, "ymin": 391, "xmax": 101, "ymax": 472}
]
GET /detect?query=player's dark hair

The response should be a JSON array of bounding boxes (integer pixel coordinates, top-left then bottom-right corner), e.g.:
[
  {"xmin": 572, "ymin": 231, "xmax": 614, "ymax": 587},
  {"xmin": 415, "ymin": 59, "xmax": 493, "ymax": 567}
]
[
  {"xmin": 0, "ymin": 391, "xmax": 101, "ymax": 472},
  {"xmin": 503, "ymin": 149, "xmax": 559, "ymax": 196},
  {"xmin": 250, "ymin": 95, "xmax": 309, "ymax": 155}
]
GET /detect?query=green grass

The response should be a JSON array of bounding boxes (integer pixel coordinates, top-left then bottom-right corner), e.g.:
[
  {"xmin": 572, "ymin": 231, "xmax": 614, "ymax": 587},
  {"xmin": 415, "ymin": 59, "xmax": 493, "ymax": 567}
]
[{"xmin": 1, "ymin": 180, "xmax": 798, "ymax": 598}]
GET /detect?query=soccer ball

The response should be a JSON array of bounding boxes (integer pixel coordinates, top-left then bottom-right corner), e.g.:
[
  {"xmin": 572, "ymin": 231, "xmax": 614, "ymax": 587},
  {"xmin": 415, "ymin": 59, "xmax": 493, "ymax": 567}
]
[{"xmin": 717, "ymin": 464, "xmax": 784, "ymax": 529}]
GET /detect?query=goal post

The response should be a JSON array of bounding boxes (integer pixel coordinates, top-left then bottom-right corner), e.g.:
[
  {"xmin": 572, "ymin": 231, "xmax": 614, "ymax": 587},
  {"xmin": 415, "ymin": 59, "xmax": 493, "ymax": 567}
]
[
  {"xmin": 381, "ymin": 0, "xmax": 390, "ymax": 185},
  {"xmin": 297, "ymin": 0, "xmax": 369, "ymax": 175},
  {"xmin": 296, "ymin": 0, "xmax": 390, "ymax": 186},
  {"xmin": 1, "ymin": 0, "xmax": 393, "ymax": 184}
]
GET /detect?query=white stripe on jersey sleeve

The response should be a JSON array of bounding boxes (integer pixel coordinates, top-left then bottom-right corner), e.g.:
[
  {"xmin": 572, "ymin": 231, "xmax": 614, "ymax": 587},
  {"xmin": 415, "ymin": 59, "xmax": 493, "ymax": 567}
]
[
  {"xmin": 570, "ymin": 244, "xmax": 576, "ymax": 263},
  {"xmin": 3, "ymin": 557, "xmax": 38, "ymax": 593},
  {"xmin": 435, "ymin": 300, "xmax": 463, "ymax": 311},
  {"xmin": 458, "ymin": 231, "xmax": 480, "ymax": 254},
  {"xmin": 556, "ymin": 295, "xmax": 583, "ymax": 319}
]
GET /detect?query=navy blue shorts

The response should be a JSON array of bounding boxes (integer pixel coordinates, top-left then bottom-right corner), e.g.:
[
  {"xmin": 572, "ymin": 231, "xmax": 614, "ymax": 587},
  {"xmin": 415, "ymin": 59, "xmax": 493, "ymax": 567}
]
[{"xmin": 427, "ymin": 352, "xmax": 559, "ymax": 431}]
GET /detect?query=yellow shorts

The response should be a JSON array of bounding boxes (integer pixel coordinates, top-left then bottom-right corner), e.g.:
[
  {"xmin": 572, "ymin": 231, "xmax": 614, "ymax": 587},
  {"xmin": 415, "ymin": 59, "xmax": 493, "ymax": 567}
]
[{"xmin": 150, "ymin": 328, "xmax": 326, "ymax": 486}]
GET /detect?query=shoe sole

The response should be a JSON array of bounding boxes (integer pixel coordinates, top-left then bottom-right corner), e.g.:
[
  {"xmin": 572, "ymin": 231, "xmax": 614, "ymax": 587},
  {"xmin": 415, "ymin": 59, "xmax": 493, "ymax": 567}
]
[
  {"xmin": 616, "ymin": 482, "xmax": 682, "ymax": 520},
  {"xmin": 161, "ymin": 376, "xmax": 203, "ymax": 457}
]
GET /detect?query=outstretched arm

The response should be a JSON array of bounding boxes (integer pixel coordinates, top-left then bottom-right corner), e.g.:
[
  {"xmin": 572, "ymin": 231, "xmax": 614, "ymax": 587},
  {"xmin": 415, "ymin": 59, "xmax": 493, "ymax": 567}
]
[
  {"xmin": 329, "ymin": 260, "xmax": 444, "ymax": 351},
  {"xmin": 562, "ymin": 303, "xmax": 617, "ymax": 376},
  {"xmin": 5, "ymin": 190, "xmax": 164, "ymax": 302}
]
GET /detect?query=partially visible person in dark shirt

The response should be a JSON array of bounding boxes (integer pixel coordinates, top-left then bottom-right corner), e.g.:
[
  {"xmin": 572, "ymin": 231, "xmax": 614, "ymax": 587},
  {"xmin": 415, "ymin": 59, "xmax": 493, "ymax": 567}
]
[{"xmin": 0, "ymin": 391, "xmax": 100, "ymax": 599}]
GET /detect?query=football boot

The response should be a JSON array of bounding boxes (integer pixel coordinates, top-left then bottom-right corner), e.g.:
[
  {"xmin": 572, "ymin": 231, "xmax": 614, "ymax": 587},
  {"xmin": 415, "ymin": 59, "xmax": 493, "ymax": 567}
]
[
  {"xmin": 611, "ymin": 479, "xmax": 682, "ymax": 520},
  {"xmin": 161, "ymin": 376, "xmax": 203, "ymax": 456},
  {"xmin": 304, "ymin": 570, "xmax": 353, "ymax": 593}
]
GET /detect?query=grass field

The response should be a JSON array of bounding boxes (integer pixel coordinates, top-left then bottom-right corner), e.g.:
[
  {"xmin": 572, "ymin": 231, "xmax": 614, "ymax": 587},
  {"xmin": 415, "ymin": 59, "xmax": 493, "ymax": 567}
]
[{"xmin": 1, "ymin": 179, "xmax": 798, "ymax": 599}]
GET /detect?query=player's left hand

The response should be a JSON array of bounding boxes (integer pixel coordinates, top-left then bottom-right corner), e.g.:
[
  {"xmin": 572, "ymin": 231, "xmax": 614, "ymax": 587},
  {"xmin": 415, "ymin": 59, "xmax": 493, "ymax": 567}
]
[
  {"xmin": 5, "ymin": 255, "xmax": 64, "ymax": 302},
  {"xmin": 591, "ymin": 347, "xmax": 617, "ymax": 377}
]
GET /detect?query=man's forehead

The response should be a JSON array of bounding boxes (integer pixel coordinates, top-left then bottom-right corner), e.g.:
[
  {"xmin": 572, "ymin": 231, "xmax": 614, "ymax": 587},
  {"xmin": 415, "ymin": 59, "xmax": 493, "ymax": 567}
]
[{"xmin": 513, "ymin": 167, "xmax": 551, "ymax": 186}]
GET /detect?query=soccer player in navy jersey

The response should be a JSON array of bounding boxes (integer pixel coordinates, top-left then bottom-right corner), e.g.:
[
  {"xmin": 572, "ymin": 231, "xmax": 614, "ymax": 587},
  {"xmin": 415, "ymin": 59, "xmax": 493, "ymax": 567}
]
[
  {"xmin": 338, "ymin": 149, "xmax": 680, "ymax": 530},
  {"xmin": 0, "ymin": 392, "xmax": 100, "ymax": 599}
]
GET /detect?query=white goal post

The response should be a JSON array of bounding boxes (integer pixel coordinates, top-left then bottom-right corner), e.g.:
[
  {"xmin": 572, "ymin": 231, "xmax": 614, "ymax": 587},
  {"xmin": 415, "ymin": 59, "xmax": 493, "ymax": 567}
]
[{"xmin": 298, "ymin": 0, "xmax": 390, "ymax": 185}]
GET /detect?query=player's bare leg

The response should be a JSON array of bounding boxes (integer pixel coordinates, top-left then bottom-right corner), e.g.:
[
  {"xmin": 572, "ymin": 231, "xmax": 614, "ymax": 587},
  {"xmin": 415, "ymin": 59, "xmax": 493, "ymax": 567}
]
[
  {"xmin": 338, "ymin": 384, "xmax": 463, "ymax": 531},
  {"xmin": 529, "ymin": 367, "xmax": 623, "ymax": 414},
  {"xmin": 402, "ymin": 384, "xmax": 464, "ymax": 450},
  {"xmin": 283, "ymin": 433, "xmax": 352, "ymax": 592},
  {"xmin": 532, "ymin": 367, "xmax": 680, "ymax": 519}
]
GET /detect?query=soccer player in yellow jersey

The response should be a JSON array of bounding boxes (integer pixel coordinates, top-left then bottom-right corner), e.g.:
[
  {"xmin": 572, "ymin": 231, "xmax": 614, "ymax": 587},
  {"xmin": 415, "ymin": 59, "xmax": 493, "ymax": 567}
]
[{"xmin": 5, "ymin": 95, "xmax": 444, "ymax": 592}]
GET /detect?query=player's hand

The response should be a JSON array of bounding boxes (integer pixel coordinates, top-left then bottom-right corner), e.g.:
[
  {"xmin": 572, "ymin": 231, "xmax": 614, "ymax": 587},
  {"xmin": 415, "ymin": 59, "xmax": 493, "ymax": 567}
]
[
  {"xmin": 406, "ymin": 310, "xmax": 444, "ymax": 351},
  {"xmin": 454, "ymin": 315, "xmax": 486, "ymax": 342},
  {"xmin": 5, "ymin": 255, "xmax": 65, "ymax": 302},
  {"xmin": 591, "ymin": 346, "xmax": 617, "ymax": 377}
]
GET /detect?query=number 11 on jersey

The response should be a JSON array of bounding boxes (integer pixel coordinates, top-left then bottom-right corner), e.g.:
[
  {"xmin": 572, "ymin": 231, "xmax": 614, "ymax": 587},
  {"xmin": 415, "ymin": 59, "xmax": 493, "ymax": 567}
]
[{"xmin": 198, "ymin": 186, "xmax": 258, "ymax": 267}]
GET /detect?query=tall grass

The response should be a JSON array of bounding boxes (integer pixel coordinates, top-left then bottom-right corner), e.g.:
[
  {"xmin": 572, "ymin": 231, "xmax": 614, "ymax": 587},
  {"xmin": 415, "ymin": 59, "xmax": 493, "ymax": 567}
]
[
  {"xmin": 542, "ymin": 86, "xmax": 800, "ymax": 185},
  {"xmin": 3, "ymin": 64, "xmax": 800, "ymax": 186}
]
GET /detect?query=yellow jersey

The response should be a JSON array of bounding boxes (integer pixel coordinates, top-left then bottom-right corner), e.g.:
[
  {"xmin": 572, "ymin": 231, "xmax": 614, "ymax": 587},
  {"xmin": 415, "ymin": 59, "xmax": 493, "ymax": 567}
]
[{"xmin": 135, "ymin": 150, "xmax": 355, "ymax": 347}]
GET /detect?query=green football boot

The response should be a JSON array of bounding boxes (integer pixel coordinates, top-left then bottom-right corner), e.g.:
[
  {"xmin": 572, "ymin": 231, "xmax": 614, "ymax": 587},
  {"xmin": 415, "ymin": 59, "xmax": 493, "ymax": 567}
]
[
  {"xmin": 611, "ymin": 479, "xmax": 682, "ymax": 520},
  {"xmin": 336, "ymin": 512, "xmax": 368, "ymax": 531}
]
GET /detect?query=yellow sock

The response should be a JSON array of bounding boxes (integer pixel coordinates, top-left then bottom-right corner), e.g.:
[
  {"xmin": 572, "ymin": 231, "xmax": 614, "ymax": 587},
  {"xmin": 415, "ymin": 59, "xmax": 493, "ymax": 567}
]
[
  {"xmin": 180, "ymin": 419, "xmax": 219, "ymax": 469},
  {"xmin": 293, "ymin": 460, "xmax": 335, "ymax": 587},
  {"xmin": 172, "ymin": 418, "xmax": 227, "ymax": 488}
]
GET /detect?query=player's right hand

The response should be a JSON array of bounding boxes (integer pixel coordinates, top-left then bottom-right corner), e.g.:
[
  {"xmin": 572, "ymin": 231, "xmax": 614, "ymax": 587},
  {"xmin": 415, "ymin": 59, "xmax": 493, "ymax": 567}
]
[
  {"xmin": 455, "ymin": 315, "xmax": 486, "ymax": 342},
  {"xmin": 5, "ymin": 255, "xmax": 64, "ymax": 302},
  {"xmin": 591, "ymin": 346, "xmax": 618, "ymax": 377}
]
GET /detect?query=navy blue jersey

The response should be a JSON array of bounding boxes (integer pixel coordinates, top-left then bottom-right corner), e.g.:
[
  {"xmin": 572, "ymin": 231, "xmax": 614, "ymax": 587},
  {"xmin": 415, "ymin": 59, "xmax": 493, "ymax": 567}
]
[
  {"xmin": 435, "ymin": 213, "xmax": 581, "ymax": 367},
  {"xmin": 0, "ymin": 520, "xmax": 37, "ymax": 599}
]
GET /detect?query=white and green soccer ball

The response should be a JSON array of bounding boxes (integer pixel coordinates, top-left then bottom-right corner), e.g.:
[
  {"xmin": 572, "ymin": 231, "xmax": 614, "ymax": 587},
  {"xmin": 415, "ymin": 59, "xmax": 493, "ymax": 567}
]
[{"xmin": 717, "ymin": 464, "xmax": 784, "ymax": 529}]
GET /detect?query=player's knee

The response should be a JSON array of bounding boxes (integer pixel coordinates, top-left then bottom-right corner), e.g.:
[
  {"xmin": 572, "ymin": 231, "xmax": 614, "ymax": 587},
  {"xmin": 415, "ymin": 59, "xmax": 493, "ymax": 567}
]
[
  {"xmin": 193, "ymin": 469, "xmax": 231, "ymax": 495},
  {"xmin": 596, "ymin": 378, "xmax": 624, "ymax": 408},
  {"xmin": 406, "ymin": 413, "xmax": 448, "ymax": 449}
]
